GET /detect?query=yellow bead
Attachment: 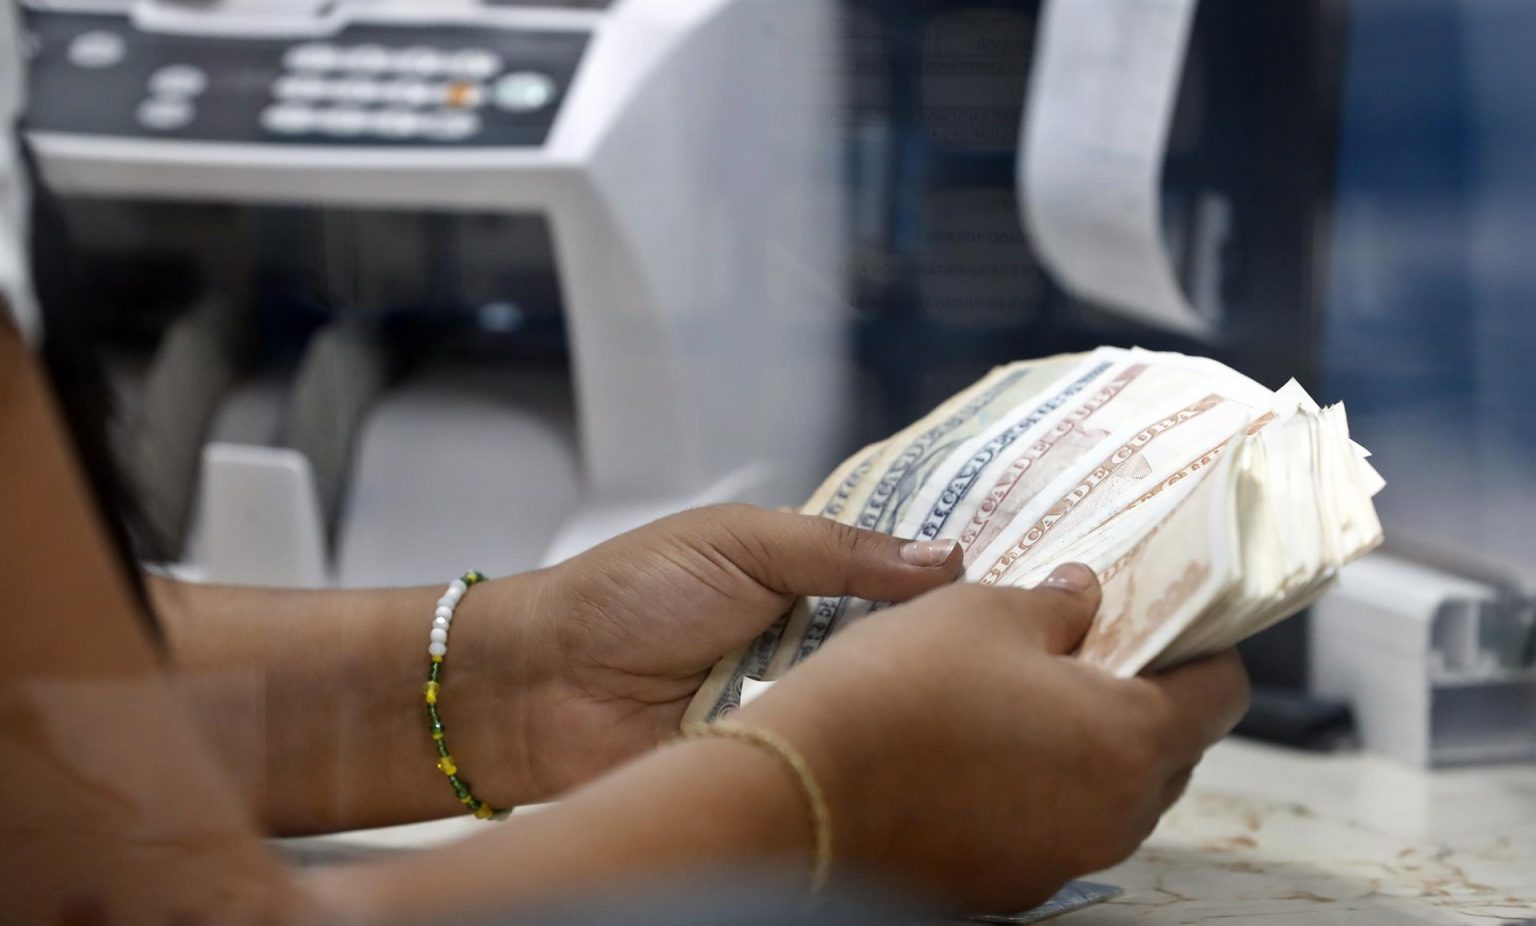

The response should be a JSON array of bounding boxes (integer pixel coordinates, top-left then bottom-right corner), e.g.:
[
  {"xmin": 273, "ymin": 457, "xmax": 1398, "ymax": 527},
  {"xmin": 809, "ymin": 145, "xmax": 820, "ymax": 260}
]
[
  {"xmin": 474, "ymin": 803, "xmax": 495, "ymax": 820},
  {"xmin": 423, "ymin": 681, "xmax": 440, "ymax": 704},
  {"xmin": 437, "ymin": 756, "xmax": 457, "ymax": 776},
  {"xmin": 431, "ymin": 730, "xmax": 444, "ymax": 741},
  {"xmin": 459, "ymin": 792, "xmax": 475, "ymax": 805},
  {"xmin": 431, "ymin": 654, "xmax": 444, "ymax": 664}
]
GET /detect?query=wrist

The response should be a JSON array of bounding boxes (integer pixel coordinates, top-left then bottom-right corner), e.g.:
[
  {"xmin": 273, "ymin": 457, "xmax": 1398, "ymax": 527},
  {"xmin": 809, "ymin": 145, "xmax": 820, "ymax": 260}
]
[
  {"xmin": 303, "ymin": 735, "xmax": 818, "ymax": 922},
  {"xmin": 664, "ymin": 736, "xmax": 820, "ymax": 866},
  {"xmin": 428, "ymin": 568, "xmax": 562, "ymax": 810},
  {"xmin": 735, "ymin": 669, "xmax": 906, "ymax": 878}
]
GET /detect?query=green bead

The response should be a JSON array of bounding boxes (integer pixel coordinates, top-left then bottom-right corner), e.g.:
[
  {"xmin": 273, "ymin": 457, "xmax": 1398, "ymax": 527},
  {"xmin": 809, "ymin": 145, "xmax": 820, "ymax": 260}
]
[
  {"xmin": 429, "ymin": 662, "xmax": 441, "ymax": 682},
  {"xmin": 427, "ymin": 703, "xmax": 441, "ymax": 723},
  {"xmin": 436, "ymin": 740, "xmax": 450, "ymax": 758}
]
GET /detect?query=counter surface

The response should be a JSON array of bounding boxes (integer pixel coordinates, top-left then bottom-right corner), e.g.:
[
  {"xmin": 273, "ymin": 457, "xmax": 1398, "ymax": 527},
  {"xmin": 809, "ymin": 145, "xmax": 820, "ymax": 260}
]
[{"xmin": 281, "ymin": 739, "xmax": 1536, "ymax": 924}]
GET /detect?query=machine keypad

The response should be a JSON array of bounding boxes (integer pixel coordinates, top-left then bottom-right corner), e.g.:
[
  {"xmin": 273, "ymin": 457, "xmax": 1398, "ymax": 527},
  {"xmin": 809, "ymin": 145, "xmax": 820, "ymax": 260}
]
[
  {"xmin": 283, "ymin": 43, "xmax": 509, "ymax": 82},
  {"xmin": 25, "ymin": 11, "xmax": 589, "ymax": 148},
  {"xmin": 259, "ymin": 39, "xmax": 529, "ymax": 141}
]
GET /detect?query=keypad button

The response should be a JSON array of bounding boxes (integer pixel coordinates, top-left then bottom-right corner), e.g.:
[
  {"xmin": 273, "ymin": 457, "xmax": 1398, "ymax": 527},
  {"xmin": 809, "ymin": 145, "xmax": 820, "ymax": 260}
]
[
  {"xmin": 449, "ymin": 49, "xmax": 503, "ymax": 80},
  {"xmin": 444, "ymin": 82, "xmax": 486, "ymax": 110},
  {"xmin": 383, "ymin": 80, "xmax": 437, "ymax": 108},
  {"xmin": 369, "ymin": 109, "xmax": 421, "ymax": 140},
  {"xmin": 149, "ymin": 64, "xmax": 208, "ymax": 98},
  {"xmin": 261, "ymin": 104, "xmax": 317, "ymax": 136},
  {"xmin": 420, "ymin": 110, "xmax": 482, "ymax": 141},
  {"xmin": 494, "ymin": 72, "xmax": 556, "ymax": 113},
  {"xmin": 137, "ymin": 98, "xmax": 194, "ymax": 131},
  {"xmin": 344, "ymin": 44, "xmax": 391, "ymax": 73},
  {"xmin": 396, "ymin": 47, "xmax": 446, "ymax": 77},
  {"xmin": 69, "ymin": 31, "xmax": 126, "ymax": 69},
  {"xmin": 286, "ymin": 43, "xmax": 341, "ymax": 72},
  {"xmin": 318, "ymin": 106, "xmax": 369, "ymax": 137},
  {"xmin": 274, "ymin": 74, "xmax": 328, "ymax": 102},
  {"xmin": 378, "ymin": 79, "xmax": 413, "ymax": 106},
  {"xmin": 333, "ymin": 78, "xmax": 382, "ymax": 105}
]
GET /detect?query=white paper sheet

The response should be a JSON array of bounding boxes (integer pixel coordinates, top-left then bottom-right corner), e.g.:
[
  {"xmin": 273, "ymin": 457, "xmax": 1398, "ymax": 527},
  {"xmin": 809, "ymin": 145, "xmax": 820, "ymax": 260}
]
[{"xmin": 1019, "ymin": 0, "xmax": 1209, "ymax": 337}]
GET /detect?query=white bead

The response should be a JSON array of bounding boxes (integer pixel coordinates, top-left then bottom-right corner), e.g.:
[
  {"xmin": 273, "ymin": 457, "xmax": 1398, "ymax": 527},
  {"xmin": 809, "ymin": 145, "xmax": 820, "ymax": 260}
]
[
  {"xmin": 429, "ymin": 641, "xmax": 447, "ymax": 657},
  {"xmin": 446, "ymin": 585, "xmax": 464, "ymax": 602},
  {"xmin": 450, "ymin": 579, "xmax": 468, "ymax": 595},
  {"xmin": 430, "ymin": 627, "xmax": 448, "ymax": 644},
  {"xmin": 435, "ymin": 606, "xmax": 453, "ymax": 620},
  {"xmin": 433, "ymin": 616, "xmax": 450, "ymax": 630}
]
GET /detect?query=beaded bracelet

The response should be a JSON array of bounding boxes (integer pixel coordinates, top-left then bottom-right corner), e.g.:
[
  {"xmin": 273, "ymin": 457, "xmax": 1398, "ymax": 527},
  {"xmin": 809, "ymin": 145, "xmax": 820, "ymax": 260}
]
[{"xmin": 424, "ymin": 570, "xmax": 506, "ymax": 821}]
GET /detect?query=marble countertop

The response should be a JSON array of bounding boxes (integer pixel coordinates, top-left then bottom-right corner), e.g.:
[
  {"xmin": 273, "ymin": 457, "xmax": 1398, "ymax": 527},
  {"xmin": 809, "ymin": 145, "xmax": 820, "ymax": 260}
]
[
  {"xmin": 283, "ymin": 739, "xmax": 1536, "ymax": 924},
  {"xmin": 1085, "ymin": 740, "xmax": 1536, "ymax": 924}
]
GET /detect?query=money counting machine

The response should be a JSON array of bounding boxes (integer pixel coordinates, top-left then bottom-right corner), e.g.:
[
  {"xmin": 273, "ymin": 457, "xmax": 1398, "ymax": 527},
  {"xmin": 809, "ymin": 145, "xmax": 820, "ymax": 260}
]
[{"xmin": 20, "ymin": 0, "xmax": 848, "ymax": 586}]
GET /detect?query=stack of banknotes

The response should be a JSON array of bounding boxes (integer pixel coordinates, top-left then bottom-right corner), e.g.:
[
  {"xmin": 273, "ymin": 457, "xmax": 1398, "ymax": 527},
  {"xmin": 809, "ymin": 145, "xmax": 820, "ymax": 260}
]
[{"xmin": 686, "ymin": 347, "xmax": 1386, "ymax": 724}]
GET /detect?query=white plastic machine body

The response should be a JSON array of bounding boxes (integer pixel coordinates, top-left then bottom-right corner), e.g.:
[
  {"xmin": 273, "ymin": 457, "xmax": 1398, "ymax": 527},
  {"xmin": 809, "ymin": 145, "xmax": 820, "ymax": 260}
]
[
  {"xmin": 1311, "ymin": 554, "xmax": 1536, "ymax": 767},
  {"xmin": 21, "ymin": 0, "xmax": 849, "ymax": 582}
]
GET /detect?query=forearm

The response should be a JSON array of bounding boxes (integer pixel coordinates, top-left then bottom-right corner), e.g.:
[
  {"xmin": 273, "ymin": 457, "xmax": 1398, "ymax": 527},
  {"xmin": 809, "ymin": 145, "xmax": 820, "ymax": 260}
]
[
  {"xmin": 305, "ymin": 736, "xmax": 814, "ymax": 922},
  {"xmin": 149, "ymin": 572, "xmax": 558, "ymax": 835}
]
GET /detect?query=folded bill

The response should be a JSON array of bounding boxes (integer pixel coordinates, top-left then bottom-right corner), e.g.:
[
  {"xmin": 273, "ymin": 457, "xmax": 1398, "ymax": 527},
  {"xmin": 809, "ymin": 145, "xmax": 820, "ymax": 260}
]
[{"xmin": 685, "ymin": 347, "xmax": 1384, "ymax": 724}]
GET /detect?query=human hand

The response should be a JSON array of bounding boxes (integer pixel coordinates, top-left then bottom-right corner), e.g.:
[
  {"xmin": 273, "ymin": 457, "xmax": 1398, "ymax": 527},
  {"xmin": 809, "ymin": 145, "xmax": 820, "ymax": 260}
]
[
  {"xmin": 475, "ymin": 504, "xmax": 964, "ymax": 802},
  {"xmin": 737, "ymin": 564, "xmax": 1250, "ymax": 912}
]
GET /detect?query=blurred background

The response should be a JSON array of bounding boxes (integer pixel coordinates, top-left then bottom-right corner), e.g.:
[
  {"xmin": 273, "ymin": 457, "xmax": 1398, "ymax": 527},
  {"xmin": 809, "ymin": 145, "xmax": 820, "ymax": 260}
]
[{"xmin": 9, "ymin": 0, "xmax": 1535, "ymax": 769}]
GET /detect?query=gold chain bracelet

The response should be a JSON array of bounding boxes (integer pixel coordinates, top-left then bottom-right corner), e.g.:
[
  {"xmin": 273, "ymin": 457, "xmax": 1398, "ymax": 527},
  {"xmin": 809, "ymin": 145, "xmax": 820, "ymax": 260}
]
[{"xmin": 680, "ymin": 720, "xmax": 832, "ymax": 894}]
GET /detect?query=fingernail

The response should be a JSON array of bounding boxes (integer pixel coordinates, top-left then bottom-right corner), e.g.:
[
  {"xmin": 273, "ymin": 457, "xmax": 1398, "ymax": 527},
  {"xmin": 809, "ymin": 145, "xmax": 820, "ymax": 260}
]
[
  {"xmin": 900, "ymin": 539, "xmax": 959, "ymax": 568},
  {"xmin": 1040, "ymin": 562, "xmax": 1095, "ymax": 592}
]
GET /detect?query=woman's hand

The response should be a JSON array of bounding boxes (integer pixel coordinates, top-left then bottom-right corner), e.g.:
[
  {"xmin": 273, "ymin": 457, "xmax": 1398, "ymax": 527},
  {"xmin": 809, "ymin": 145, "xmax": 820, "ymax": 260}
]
[
  {"xmin": 738, "ymin": 563, "xmax": 1250, "ymax": 912},
  {"xmin": 319, "ymin": 561, "xmax": 1250, "ymax": 923},
  {"xmin": 477, "ymin": 503, "xmax": 965, "ymax": 803}
]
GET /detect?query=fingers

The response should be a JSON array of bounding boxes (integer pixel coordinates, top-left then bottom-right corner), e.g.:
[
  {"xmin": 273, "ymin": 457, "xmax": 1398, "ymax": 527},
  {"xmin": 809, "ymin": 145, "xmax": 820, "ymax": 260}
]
[
  {"xmin": 1019, "ymin": 563, "xmax": 1103, "ymax": 654},
  {"xmin": 938, "ymin": 563, "xmax": 1102, "ymax": 655},
  {"xmin": 1140, "ymin": 649, "xmax": 1251, "ymax": 763},
  {"xmin": 693, "ymin": 504, "xmax": 965, "ymax": 603}
]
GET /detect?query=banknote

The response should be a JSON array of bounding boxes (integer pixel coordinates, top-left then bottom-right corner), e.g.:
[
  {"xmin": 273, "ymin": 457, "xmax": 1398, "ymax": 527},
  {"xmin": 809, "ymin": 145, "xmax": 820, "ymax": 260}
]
[
  {"xmin": 968, "ymin": 391, "xmax": 1257, "ymax": 588},
  {"xmin": 690, "ymin": 354, "xmax": 1101, "ymax": 721},
  {"xmin": 767, "ymin": 352, "xmax": 1111, "ymax": 675},
  {"xmin": 684, "ymin": 349, "xmax": 1384, "ymax": 724},
  {"xmin": 966, "ymin": 880, "xmax": 1123, "ymax": 924},
  {"xmin": 1001, "ymin": 436, "xmax": 1245, "ymax": 676}
]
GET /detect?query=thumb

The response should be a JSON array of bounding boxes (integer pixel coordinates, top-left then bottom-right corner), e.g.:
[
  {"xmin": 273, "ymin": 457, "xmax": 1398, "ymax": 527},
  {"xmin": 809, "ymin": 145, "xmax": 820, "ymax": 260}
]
[
  {"xmin": 694, "ymin": 505, "xmax": 965, "ymax": 603},
  {"xmin": 995, "ymin": 562, "xmax": 1102, "ymax": 655}
]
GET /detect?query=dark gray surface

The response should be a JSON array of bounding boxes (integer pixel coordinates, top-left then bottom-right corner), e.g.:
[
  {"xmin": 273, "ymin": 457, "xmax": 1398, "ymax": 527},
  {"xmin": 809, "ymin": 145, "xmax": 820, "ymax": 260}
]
[{"xmin": 23, "ymin": 10, "xmax": 588, "ymax": 147}]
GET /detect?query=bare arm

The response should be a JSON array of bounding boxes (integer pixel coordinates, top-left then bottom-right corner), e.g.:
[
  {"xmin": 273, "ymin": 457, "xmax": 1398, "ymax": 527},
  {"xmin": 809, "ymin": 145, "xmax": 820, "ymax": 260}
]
[
  {"xmin": 0, "ymin": 323, "xmax": 303, "ymax": 922},
  {"xmin": 1, "ymin": 322, "xmax": 812, "ymax": 921},
  {"xmin": 147, "ymin": 573, "xmax": 553, "ymax": 835},
  {"xmin": 309, "ymin": 736, "xmax": 815, "ymax": 922},
  {"xmin": 3, "ymin": 318, "xmax": 1248, "ymax": 921}
]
